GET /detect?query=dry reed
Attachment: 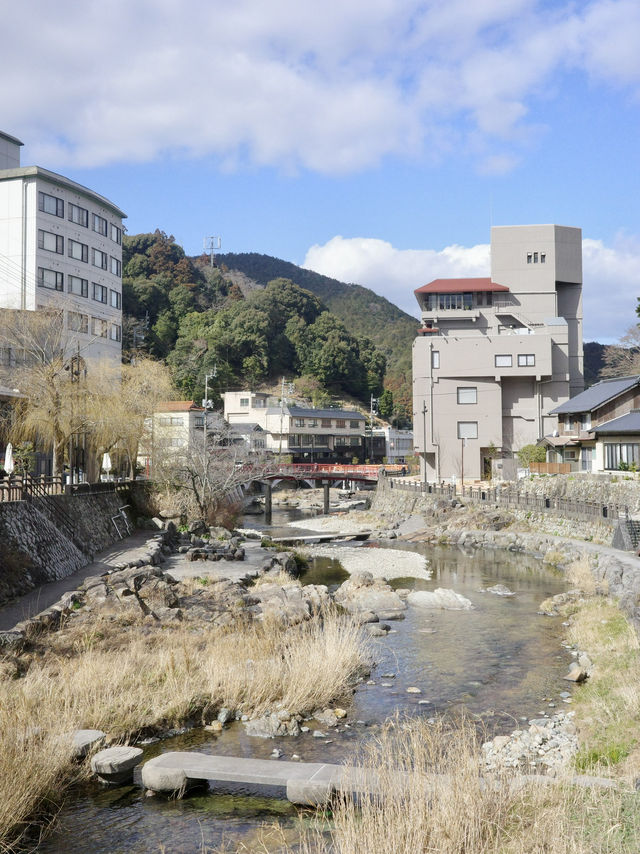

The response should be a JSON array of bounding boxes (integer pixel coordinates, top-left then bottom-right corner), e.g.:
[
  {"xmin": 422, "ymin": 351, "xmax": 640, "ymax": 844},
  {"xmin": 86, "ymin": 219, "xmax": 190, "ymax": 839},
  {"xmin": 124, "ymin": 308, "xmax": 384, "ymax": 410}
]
[{"xmin": 0, "ymin": 609, "xmax": 369, "ymax": 851}]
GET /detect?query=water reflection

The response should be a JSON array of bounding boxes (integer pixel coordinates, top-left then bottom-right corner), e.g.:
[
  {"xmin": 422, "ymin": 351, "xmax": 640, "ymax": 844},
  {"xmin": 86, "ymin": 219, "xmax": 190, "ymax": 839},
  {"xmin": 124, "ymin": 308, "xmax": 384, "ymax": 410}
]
[{"xmin": 38, "ymin": 510, "xmax": 569, "ymax": 854}]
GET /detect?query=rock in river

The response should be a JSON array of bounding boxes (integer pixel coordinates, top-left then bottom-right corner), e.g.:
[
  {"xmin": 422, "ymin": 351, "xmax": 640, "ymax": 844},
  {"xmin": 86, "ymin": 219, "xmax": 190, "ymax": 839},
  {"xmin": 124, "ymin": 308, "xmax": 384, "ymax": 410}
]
[{"xmin": 407, "ymin": 588, "xmax": 474, "ymax": 610}]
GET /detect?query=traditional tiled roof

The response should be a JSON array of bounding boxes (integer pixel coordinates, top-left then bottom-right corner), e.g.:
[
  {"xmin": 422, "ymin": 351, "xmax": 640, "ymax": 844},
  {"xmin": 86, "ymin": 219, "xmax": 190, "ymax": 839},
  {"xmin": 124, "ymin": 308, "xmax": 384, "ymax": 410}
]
[
  {"xmin": 286, "ymin": 406, "xmax": 365, "ymax": 420},
  {"xmin": 414, "ymin": 277, "xmax": 510, "ymax": 295},
  {"xmin": 155, "ymin": 401, "xmax": 204, "ymax": 412},
  {"xmin": 591, "ymin": 411, "xmax": 640, "ymax": 434},
  {"xmin": 550, "ymin": 376, "xmax": 640, "ymax": 415}
]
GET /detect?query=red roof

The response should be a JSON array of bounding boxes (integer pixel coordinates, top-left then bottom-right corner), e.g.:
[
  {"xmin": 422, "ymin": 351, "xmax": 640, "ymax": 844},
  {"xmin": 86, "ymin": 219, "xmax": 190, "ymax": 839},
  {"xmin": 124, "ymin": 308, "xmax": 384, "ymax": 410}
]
[{"xmin": 414, "ymin": 277, "xmax": 510, "ymax": 295}]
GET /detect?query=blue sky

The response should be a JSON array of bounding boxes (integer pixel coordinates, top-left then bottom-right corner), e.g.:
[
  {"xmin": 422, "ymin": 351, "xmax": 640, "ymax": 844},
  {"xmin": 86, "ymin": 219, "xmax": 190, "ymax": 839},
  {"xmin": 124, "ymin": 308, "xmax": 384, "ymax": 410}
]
[{"xmin": 3, "ymin": 0, "xmax": 640, "ymax": 342}]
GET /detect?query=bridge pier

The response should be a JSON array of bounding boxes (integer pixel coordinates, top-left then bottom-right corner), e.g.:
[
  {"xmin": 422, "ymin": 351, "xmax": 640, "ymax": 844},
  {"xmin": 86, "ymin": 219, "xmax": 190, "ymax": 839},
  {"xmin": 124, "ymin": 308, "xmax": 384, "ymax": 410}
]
[
  {"xmin": 323, "ymin": 480, "xmax": 330, "ymax": 515},
  {"xmin": 264, "ymin": 483, "xmax": 272, "ymax": 525}
]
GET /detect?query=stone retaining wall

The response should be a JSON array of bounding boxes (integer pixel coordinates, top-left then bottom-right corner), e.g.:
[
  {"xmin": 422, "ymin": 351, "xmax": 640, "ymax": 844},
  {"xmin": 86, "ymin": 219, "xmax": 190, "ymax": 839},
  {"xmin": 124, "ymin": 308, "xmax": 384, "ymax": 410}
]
[{"xmin": 0, "ymin": 489, "xmax": 135, "ymax": 609}]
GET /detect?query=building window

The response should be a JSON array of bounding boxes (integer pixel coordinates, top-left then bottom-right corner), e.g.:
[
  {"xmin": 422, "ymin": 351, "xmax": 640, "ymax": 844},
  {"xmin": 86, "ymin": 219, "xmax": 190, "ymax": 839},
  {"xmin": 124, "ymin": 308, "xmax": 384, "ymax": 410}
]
[
  {"xmin": 336, "ymin": 419, "xmax": 346, "ymax": 428},
  {"xmin": 540, "ymin": 253, "xmax": 546, "ymax": 263},
  {"xmin": 457, "ymin": 421, "xmax": 478, "ymax": 440},
  {"xmin": 110, "ymin": 223, "xmax": 122, "ymax": 244},
  {"xmin": 92, "ymin": 214, "xmax": 108, "ymax": 236},
  {"xmin": 307, "ymin": 419, "xmax": 318, "ymax": 427},
  {"xmin": 288, "ymin": 434, "xmax": 301, "ymax": 447},
  {"xmin": 495, "ymin": 354, "xmax": 512, "ymax": 367},
  {"xmin": 158, "ymin": 416, "xmax": 184, "ymax": 426},
  {"xmin": 38, "ymin": 268, "xmax": 63, "ymax": 291},
  {"xmin": 432, "ymin": 350, "xmax": 440, "ymax": 369},
  {"xmin": 68, "ymin": 276, "xmax": 88, "ymax": 298},
  {"xmin": 92, "ymin": 248, "xmax": 108, "ymax": 270},
  {"xmin": 564, "ymin": 415, "xmax": 572, "ymax": 431},
  {"xmin": 38, "ymin": 229, "xmax": 63, "ymax": 254},
  {"xmin": 110, "ymin": 289, "xmax": 121, "ymax": 309},
  {"xmin": 92, "ymin": 283, "xmax": 108, "ymax": 303},
  {"xmin": 38, "ymin": 192, "xmax": 63, "ymax": 218},
  {"xmin": 321, "ymin": 418, "xmax": 332, "ymax": 428},
  {"xmin": 253, "ymin": 398, "xmax": 266, "ymax": 408},
  {"xmin": 194, "ymin": 416, "xmax": 205, "ymax": 427},
  {"xmin": 69, "ymin": 203, "xmax": 89, "ymax": 227},
  {"xmin": 91, "ymin": 317, "xmax": 108, "ymax": 337},
  {"xmin": 109, "ymin": 323, "xmax": 121, "ymax": 342},
  {"xmin": 517, "ymin": 354, "xmax": 535, "ymax": 366},
  {"xmin": 240, "ymin": 398, "xmax": 249, "ymax": 407},
  {"xmin": 349, "ymin": 436, "xmax": 360, "ymax": 446},
  {"xmin": 457, "ymin": 387, "xmax": 477, "ymax": 405},
  {"xmin": 294, "ymin": 418, "xmax": 305, "ymax": 427},
  {"xmin": 581, "ymin": 413, "xmax": 591, "ymax": 431},
  {"xmin": 68, "ymin": 239, "xmax": 89, "ymax": 263},
  {"xmin": 349, "ymin": 420, "xmax": 360, "ymax": 428},
  {"xmin": 67, "ymin": 311, "xmax": 88, "ymax": 333},
  {"xmin": 605, "ymin": 443, "xmax": 640, "ymax": 470},
  {"xmin": 335, "ymin": 437, "xmax": 346, "ymax": 446},
  {"xmin": 110, "ymin": 256, "xmax": 121, "ymax": 276},
  {"xmin": 527, "ymin": 253, "xmax": 532, "ymax": 263}
]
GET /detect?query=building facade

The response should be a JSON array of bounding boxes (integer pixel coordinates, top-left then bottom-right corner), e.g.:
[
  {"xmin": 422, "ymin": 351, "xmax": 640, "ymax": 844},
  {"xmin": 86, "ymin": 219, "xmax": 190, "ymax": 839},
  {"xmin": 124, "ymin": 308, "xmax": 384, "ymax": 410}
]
[
  {"xmin": 223, "ymin": 390, "xmax": 367, "ymax": 462},
  {"xmin": 412, "ymin": 224, "xmax": 583, "ymax": 481},
  {"xmin": 0, "ymin": 131, "xmax": 126, "ymax": 362}
]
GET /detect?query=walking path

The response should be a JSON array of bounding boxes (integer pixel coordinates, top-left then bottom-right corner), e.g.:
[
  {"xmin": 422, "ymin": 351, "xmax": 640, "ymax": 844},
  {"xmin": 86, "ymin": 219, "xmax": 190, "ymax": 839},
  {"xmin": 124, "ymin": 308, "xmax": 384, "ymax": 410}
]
[{"xmin": 0, "ymin": 531, "xmax": 154, "ymax": 631}]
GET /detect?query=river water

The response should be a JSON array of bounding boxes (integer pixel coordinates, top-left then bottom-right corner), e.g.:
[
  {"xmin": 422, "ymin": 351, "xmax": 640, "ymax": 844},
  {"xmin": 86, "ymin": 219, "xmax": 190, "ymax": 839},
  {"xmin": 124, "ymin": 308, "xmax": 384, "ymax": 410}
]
[{"xmin": 36, "ymin": 508, "xmax": 570, "ymax": 854}]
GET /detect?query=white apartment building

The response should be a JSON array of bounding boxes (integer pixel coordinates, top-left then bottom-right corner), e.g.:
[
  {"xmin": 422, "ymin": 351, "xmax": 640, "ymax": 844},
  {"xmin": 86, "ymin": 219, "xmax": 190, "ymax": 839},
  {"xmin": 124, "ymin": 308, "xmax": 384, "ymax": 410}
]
[
  {"xmin": 413, "ymin": 224, "xmax": 583, "ymax": 482},
  {"xmin": 0, "ymin": 131, "xmax": 126, "ymax": 362},
  {"xmin": 223, "ymin": 390, "xmax": 366, "ymax": 462}
]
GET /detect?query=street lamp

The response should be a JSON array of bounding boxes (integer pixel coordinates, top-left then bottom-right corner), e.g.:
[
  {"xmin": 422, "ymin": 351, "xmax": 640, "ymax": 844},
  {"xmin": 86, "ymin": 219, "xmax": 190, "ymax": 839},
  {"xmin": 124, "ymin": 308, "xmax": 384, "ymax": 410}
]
[{"xmin": 422, "ymin": 401, "xmax": 428, "ymax": 490}]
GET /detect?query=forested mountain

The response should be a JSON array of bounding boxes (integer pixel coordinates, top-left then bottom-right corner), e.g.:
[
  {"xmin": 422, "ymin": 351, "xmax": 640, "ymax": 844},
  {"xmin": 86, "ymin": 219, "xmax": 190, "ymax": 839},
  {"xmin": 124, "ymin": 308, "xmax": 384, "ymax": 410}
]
[
  {"xmin": 216, "ymin": 253, "xmax": 418, "ymax": 412},
  {"xmin": 122, "ymin": 231, "xmax": 390, "ymax": 414}
]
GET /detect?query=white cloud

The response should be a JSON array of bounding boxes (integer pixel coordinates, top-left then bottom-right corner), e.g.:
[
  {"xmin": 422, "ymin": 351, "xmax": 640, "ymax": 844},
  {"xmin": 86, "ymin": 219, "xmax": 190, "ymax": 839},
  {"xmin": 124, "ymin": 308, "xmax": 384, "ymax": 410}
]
[
  {"xmin": 1, "ymin": 0, "xmax": 640, "ymax": 172},
  {"xmin": 303, "ymin": 233, "xmax": 640, "ymax": 342}
]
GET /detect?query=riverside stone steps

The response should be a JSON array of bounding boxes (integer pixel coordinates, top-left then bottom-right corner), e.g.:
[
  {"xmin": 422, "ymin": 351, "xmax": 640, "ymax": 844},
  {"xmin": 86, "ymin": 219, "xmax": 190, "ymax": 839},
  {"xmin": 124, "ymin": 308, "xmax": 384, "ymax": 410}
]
[{"xmin": 140, "ymin": 752, "xmax": 387, "ymax": 804}]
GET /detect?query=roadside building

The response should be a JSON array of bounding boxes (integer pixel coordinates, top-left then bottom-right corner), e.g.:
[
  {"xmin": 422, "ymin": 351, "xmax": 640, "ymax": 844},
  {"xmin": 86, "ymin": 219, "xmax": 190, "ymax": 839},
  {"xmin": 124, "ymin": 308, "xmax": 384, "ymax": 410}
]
[
  {"xmin": 222, "ymin": 390, "xmax": 367, "ymax": 462},
  {"xmin": 138, "ymin": 401, "xmax": 222, "ymax": 475},
  {"xmin": 544, "ymin": 375, "xmax": 640, "ymax": 473},
  {"xmin": 412, "ymin": 224, "xmax": 583, "ymax": 481},
  {"xmin": 0, "ymin": 131, "xmax": 125, "ymax": 363}
]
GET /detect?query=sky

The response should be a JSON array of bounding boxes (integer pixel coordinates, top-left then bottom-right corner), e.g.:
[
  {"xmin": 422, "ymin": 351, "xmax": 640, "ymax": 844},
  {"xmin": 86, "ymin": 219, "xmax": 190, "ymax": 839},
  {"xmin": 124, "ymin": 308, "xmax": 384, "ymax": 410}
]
[{"xmin": 3, "ymin": 0, "xmax": 640, "ymax": 342}]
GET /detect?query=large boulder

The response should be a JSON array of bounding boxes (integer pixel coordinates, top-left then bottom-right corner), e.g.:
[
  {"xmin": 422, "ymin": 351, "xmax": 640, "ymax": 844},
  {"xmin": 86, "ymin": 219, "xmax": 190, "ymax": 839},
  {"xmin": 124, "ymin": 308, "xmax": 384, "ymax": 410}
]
[
  {"xmin": 407, "ymin": 588, "xmax": 474, "ymax": 610},
  {"xmin": 334, "ymin": 572, "xmax": 405, "ymax": 619}
]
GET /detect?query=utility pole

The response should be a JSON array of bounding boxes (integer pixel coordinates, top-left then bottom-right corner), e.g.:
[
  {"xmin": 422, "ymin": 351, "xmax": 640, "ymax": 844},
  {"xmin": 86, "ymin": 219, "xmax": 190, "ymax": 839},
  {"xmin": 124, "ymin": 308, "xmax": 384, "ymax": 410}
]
[
  {"xmin": 278, "ymin": 376, "xmax": 286, "ymax": 459},
  {"xmin": 422, "ymin": 401, "xmax": 428, "ymax": 490},
  {"xmin": 203, "ymin": 365, "xmax": 217, "ymax": 454},
  {"xmin": 369, "ymin": 395, "xmax": 377, "ymax": 462},
  {"xmin": 461, "ymin": 437, "xmax": 465, "ymax": 492}
]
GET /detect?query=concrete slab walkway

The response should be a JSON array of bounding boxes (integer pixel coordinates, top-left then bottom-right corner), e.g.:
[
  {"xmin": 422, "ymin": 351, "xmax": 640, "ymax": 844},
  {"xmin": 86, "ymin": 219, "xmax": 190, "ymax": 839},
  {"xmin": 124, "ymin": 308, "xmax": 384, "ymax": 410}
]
[{"xmin": 141, "ymin": 751, "xmax": 385, "ymax": 805}]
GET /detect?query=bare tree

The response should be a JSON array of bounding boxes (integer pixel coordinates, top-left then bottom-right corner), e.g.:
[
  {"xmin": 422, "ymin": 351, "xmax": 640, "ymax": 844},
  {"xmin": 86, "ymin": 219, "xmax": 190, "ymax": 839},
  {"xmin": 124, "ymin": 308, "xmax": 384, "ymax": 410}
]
[
  {"xmin": 600, "ymin": 326, "xmax": 640, "ymax": 378},
  {"xmin": 152, "ymin": 423, "xmax": 271, "ymax": 523}
]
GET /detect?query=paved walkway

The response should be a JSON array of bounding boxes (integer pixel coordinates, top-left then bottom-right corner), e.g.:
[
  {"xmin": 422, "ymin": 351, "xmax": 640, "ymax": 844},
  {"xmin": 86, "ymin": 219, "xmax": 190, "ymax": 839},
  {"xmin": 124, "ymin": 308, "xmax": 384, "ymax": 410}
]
[{"xmin": 0, "ymin": 530, "xmax": 156, "ymax": 631}]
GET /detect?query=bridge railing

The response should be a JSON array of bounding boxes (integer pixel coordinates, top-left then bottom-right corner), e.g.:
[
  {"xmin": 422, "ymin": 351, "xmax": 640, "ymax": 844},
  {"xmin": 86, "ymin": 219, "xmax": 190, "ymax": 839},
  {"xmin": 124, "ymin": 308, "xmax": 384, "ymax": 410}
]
[{"xmin": 249, "ymin": 463, "xmax": 405, "ymax": 480}]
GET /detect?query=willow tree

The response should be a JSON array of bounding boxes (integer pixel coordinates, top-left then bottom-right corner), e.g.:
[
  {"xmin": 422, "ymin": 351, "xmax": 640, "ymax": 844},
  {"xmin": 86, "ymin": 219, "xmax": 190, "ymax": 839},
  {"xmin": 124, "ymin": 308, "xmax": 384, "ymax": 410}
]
[
  {"xmin": 85, "ymin": 356, "xmax": 175, "ymax": 478},
  {"xmin": 0, "ymin": 309, "xmax": 80, "ymax": 476}
]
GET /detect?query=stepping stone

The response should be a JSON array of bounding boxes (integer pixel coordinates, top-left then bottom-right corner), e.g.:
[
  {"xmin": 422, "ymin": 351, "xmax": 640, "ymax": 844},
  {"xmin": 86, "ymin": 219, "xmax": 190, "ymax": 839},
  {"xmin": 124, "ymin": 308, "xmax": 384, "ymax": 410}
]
[
  {"xmin": 70, "ymin": 729, "xmax": 106, "ymax": 758},
  {"xmin": 91, "ymin": 746, "xmax": 144, "ymax": 784}
]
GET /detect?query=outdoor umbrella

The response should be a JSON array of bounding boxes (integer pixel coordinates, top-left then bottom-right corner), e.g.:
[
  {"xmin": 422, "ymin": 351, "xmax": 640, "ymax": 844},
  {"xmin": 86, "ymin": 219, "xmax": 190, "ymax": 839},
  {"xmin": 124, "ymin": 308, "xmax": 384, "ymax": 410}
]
[
  {"xmin": 4, "ymin": 442, "xmax": 13, "ymax": 475},
  {"xmin": 101, "ymin": 452, "xmax": 112, "ymax": 473}
]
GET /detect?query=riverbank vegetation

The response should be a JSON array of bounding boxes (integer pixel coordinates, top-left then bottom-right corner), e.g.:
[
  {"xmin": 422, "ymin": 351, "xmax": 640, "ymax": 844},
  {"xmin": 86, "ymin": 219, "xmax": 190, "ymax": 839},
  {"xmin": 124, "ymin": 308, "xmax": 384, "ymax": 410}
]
[{"xmin": 0, "ymin": 603, "xmax": 369, "ymax": 850}]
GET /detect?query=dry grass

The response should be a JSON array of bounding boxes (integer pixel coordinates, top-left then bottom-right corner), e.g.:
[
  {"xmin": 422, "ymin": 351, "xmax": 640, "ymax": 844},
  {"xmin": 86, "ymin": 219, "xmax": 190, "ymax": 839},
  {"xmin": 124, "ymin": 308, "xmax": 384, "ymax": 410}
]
[
  {"xmin": 249, "ymin": 716, "xmax": 640, "ymax": 854},
  {"xmin": 564, "ymin": 597, "xmax": 640, "ymax": 777},
  {"xmin": 565, "ymin": 554, "xmax": 599, "ymax": 594},
  {"xmin": 0, "ymin": 609, "xmax": 369, "ymax": 851},
  {"xmin": 251, "ymin": 571, "xmax": 300, "ymax": 589}
]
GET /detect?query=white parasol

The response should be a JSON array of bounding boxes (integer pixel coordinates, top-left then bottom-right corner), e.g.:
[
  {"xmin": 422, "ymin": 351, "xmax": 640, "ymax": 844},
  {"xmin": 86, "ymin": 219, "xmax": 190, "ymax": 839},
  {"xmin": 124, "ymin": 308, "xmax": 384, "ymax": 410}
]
[
  {"xmin": 4, "ymin": 442, "xmax": 13, "ymax": 475},
  {"xmin": 101, "ymin": 452, "xmax": 112, "ymax": 473}
]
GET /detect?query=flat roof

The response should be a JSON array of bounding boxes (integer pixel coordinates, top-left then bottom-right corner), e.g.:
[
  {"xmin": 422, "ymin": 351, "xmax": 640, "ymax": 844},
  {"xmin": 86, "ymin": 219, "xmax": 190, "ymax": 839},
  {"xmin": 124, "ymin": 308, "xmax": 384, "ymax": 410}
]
[
  {"xmin": 414, "ymin": 277, "xmax": 510, "ymax": 295},
  {"xmin": 278, "ymin": 406, "xmax": 365, "ymax": 420},
  {"xmin": 0, "ymin": 165, "xmax": 126, "ymax": 219},
  {"xmin": 550, "ymin": 376, "xmax": 640, "ymax": 415},
  {"xmin": 0, "ymin": 131, "xmax": 24, "ymax": 147}
]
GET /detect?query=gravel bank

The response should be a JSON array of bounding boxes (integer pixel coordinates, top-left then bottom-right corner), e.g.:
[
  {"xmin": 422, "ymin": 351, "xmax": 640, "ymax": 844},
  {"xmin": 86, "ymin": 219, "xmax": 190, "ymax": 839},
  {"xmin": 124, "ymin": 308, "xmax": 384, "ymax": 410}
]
[{"xmin": 303, "ymin": 544, "xmax": 431, "ymax": 581}]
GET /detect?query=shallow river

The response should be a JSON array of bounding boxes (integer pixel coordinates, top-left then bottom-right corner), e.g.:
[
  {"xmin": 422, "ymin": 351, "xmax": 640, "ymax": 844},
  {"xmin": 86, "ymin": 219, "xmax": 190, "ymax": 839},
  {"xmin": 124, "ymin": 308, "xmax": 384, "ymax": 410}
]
[{"xmin": 37, "ymin": 509, "xmax": 570, "ymax": 854}]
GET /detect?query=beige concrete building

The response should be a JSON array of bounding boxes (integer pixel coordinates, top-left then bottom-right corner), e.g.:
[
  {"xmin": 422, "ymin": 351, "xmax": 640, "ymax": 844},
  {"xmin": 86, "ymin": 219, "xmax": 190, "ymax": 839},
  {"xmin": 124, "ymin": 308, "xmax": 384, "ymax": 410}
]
[
  {"xmin": 223, "ymin": 390, "xmax": 366, "ymax": 462},
  {"xmin": 0, "ymin": 131, "xmax": 125, "ymax": 363},
  {"xmin": 412, "ymin": 224, "xmax": 583, "ymax": 481}
]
